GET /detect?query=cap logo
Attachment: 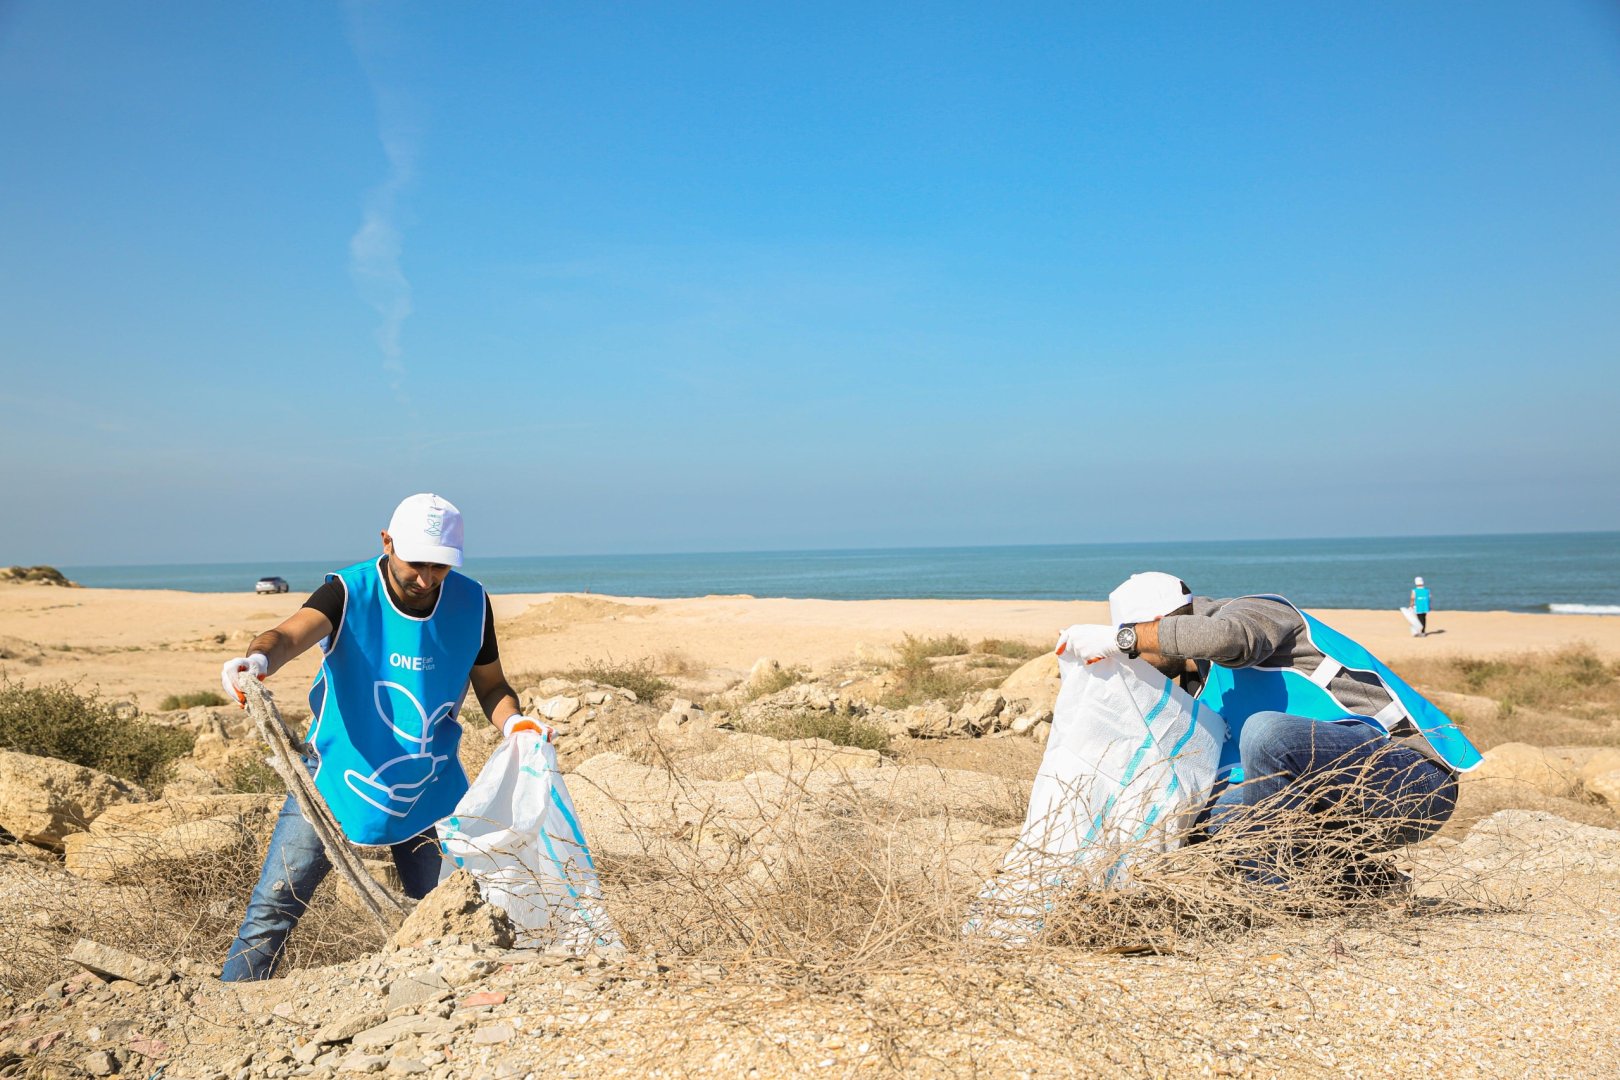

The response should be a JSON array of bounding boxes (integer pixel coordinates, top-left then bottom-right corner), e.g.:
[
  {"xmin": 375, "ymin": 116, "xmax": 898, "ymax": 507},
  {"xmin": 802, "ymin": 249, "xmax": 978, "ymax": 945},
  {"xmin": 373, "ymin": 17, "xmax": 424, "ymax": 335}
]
[{"xmin": 424, "ymin": 510, "xmax": 444, "ymax": 539}]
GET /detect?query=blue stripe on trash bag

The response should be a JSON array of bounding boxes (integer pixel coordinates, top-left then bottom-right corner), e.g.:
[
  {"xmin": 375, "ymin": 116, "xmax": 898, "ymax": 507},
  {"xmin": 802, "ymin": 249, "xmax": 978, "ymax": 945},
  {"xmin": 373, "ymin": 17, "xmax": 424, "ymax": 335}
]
[
  {"xmin": 1104, "ymin": 700, "xmax": 1211, "ymax": 882},
  {"xmin": 537, "ymin": 826, "xmax": 584, "ymax": 904},
  {"xmin": 549, "ymin": 787, "xmax": 598, "ymax": 872},
  {"xmin": 1077, "ymin": 678, "xmax": 1173, "ymax": 852}
]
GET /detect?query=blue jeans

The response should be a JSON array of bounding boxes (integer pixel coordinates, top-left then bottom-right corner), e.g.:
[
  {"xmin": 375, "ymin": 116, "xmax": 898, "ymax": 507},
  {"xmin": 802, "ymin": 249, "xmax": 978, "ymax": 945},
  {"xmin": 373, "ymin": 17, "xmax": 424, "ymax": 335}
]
[
  {"xmin": 221, "ymin": 794, "xmax": 444, "ymax": 982},
  {"xmin": 1205, "ymin": 711, "xmax": 1457, "ymax": 888}
]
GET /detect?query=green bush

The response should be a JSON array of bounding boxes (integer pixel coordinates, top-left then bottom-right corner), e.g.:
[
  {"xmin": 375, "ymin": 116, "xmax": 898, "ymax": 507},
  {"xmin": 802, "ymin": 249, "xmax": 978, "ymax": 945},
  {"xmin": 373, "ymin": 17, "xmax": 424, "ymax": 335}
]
[
  {"xmin": 563, "ymin": 657, "xmax": 672, "ymax": 702},
  {"xmin": 228, "ymin": 756, "xmax": 285, "ymax": 794},
  {"xmin": 878, "ymin": 665, "xmax": 987, "ymax": 710},
  {"xmin": 973, "ymin": 638, "xmax": 1048, "ymax": 661},
  {"xmin": 892, "ymin": 633, "xmax": 970, "ymax": 667},
  {"xmin": 734, "ymin": 710, "xmax": 891, "ymax": 753},
  {"xmin": 0, "ymin": 676, "xmax": 194, "ymax": 788},
  {"xmin": 876, "ymin": 632, "xmax": 1005, "ymax": 709},
  {"xmin": 159, "ymin": 690, "xmax": 229, "ymax": 711},
  {"xmin": 747, "ymin": 665, "xmax": 805, "ymax": 700}
]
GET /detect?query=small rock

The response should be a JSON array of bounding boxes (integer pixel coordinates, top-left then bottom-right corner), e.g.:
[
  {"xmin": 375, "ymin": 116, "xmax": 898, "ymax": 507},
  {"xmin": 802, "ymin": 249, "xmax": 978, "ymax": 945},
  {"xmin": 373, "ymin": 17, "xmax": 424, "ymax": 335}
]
[
  {"xmin": 69, "ymin": 939, "xmax": 174, "ymax": 986},
  {"xmin": 1586, "ymin": 769, "xmax": 1620, "ymax": 812},
  {"xmin": 458, "ymin": 991, "xmax": 506, "ymax": 1009},
  {"xmin": 127, "ymin": 1034, "xmax": 169, "ymax": 1058},
  {"xmin": 389, "ymin": 871, "xmax": 514, "ymax": 950},
  {"xmin": 1577, "ymin": 749, "xmax": 1620, "ymax": 788},
  {"xmin": 536, "ymin": 696, "xmax": 581, "ymax": 722},
  {"xmin": 386, "ymin": 971, "xmax": 452, "ymax": 1012},
  {"xmin": 337, "ymin": 1051, "xmax": 388, "ymax": 1073},
  {"xmin": 81, "ymin": 1049, "xmax": 120, "ymax": 1076},
  {"xmin": 956, "ymin": 690, "xmax": 1006, "ymax": 731},
  {"xmin": 313, "ymin": 1009, "xmax": 386, "ymax": 1046},
  {"xmin": 1468, "ymin": 742, "xmax": 1577, "ymax": 798},
  {"xmin": 350, "ymin": 1017, "xmax": 451, "ymax": 1052},
  {"xmin": 471, "ymin": 1022, "xmax": 517, "ymax": 1045}
]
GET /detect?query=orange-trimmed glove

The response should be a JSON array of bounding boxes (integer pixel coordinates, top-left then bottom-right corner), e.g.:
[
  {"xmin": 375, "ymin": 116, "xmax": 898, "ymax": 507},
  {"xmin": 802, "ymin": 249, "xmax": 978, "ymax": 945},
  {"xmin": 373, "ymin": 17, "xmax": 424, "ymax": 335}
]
[
  {"xmin": 220, "ymin": 653, "xmax": 269, "ymax": 706},
  {"xmin": 1055, "ymin": 624, "xmax": 1122, "ymax": 664},
  {"xmin": 502, "ymin": 714, "xmax": 555, "ymax": 742}
]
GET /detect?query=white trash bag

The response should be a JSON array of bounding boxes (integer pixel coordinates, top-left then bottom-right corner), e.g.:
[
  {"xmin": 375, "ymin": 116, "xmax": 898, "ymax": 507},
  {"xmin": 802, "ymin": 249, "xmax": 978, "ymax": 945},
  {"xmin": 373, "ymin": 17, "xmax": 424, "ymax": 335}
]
[
  {"xmin": 965, "ymin": 643, "xmax": 1227, "ymax": 941},
  {"xmin": 438, "ymin": 727, "xmax": 621, "ymax": 951}
]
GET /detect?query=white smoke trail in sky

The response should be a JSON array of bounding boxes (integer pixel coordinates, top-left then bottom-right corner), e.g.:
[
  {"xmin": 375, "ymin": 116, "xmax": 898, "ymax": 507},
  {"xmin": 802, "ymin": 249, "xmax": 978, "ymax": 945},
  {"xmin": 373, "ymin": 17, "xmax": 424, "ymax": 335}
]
[{"xmin": 346, "ymin": 6, "xmax": 418, "ymax": 411}]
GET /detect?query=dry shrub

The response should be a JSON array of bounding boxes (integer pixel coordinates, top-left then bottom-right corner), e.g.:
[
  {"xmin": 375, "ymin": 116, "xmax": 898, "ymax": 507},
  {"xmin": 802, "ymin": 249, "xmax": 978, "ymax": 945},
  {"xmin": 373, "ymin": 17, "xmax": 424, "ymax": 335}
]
[
  {"xmin": 561, "ymin": 657, "xmax": 672, "ymax": 703},
  {"xmin": 892, "ymin": 633, "xmax": 971, "ymax": 667},
  {"xmin": 744, "ymin": 664, "xmax": 805, "ymax": 700},
  {"xmin": 583, "ymin": 744, "xmax": 1516, "ymax": 990},
  {"xmin": 973, "ymin": 637, "xmax": 1047, "ymax": 661},
  {"xmin": 0, "ymin": 826, "xmax": 384, "ymax": 1002},
  {"xmin": 1398, "ymin": 645, "xmax": 1620, "ymax": 747},
  {"xmin": 227, "ymin": 756, "xmax": 286, "ymax": 794},
  {"xmin": 732, "ymin": 709, "xmax": 891, "ymax": 752},
  {"xmin": 572, "ymin": 740, "xmax": 1476, "ymax": 985},
  {"xmin": 655, "ymin": 650, "xmax": 705, "ymax": 678},
  {"xmin": 158, "ymin": 690, "xmax": 229, "ymax": 711},
  {"xmin": 587, "ymin": 760, "xmax": 976, "ymax": 974}
]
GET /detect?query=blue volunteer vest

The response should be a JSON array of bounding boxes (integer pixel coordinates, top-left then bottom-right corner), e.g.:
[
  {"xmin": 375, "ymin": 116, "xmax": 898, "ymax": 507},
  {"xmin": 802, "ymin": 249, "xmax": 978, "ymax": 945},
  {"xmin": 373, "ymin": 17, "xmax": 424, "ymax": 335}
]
[
  {"xmin": 1413, "ymin": 587, "xmax": 1431, "ymax": 615},
  {"xmin": 1196, "ymin": 595, "xmax": 1480, "ymax": 782},
  {"xmin": 306, "ymin": 557, "xmax": 485, "ymax": 845}
]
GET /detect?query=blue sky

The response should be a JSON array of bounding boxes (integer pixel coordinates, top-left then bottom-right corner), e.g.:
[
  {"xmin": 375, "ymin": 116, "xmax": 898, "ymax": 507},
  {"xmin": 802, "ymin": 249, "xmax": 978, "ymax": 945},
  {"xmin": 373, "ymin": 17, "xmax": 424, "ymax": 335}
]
[{"xmin": 3, "ymin": 1, "xmax": 1618, "ymax": 565}]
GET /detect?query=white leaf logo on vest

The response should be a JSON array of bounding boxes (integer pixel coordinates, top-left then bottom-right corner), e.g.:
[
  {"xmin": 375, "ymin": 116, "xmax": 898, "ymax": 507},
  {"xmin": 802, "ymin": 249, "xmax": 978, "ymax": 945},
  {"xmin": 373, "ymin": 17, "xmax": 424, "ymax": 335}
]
[{"xmin": 341, "ymin": 681, "xmax": 456, "ymax": 819}]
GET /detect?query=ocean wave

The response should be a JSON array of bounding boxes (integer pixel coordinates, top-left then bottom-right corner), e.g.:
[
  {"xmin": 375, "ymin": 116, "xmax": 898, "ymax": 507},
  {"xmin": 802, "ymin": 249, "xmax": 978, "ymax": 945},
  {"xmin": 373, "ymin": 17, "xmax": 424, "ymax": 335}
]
[{"xmin": 1547, "ymin": 603, "xmax": 1620, "ymax": 616}]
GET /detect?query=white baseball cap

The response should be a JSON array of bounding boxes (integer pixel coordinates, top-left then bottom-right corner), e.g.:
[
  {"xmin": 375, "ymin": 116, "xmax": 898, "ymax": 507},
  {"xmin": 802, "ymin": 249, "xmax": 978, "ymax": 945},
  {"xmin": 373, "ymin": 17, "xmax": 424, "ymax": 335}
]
[
  {"xmin": 1109, "ymin": 571, "xmax": 1192, "ymax": 626},
  {"xmin": 387, "ymin": 493, "xmax": 464, "ymax": 567},
  {"xmin": 1414, "ymin": 576, "xmax": 1424, "ymax": 586}
]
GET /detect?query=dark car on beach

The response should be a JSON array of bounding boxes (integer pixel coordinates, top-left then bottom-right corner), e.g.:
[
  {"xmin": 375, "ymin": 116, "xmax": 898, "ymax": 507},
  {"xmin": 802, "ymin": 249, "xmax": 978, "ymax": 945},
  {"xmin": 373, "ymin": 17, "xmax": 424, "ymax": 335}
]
[{"xmin": 254, "ymin": 576, "xmax": 289, "ymax": 594}]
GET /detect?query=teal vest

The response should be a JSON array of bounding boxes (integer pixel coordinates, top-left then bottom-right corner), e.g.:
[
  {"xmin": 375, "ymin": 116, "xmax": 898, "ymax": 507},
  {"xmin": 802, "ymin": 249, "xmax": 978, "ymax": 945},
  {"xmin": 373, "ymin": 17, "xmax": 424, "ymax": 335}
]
[
  {"xmin": 1413, "ymin": 587, "xmax": 1431, "ymax": 614},
  {"xmin": 306, "ymin": 557, "xmax": 485, "ymax": 845},
  {"xmin": 1196, "ymin": 595, "xmax": 1480, "ymax": 782}
]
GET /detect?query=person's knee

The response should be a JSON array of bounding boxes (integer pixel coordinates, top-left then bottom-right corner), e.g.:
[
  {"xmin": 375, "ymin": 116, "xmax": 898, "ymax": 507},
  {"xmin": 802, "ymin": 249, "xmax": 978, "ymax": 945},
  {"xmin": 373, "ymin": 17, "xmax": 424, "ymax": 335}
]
[{"xmin": 1238, "ymin": 711, "xmax": 1314, "ymax": 772}]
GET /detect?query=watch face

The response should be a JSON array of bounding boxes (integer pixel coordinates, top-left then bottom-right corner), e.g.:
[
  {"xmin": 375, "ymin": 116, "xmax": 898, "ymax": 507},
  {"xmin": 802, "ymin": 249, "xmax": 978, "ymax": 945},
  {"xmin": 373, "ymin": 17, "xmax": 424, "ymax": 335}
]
[{"xmin": 1116, "ymin": 626, "xmax": 1136, "ymax": 652}]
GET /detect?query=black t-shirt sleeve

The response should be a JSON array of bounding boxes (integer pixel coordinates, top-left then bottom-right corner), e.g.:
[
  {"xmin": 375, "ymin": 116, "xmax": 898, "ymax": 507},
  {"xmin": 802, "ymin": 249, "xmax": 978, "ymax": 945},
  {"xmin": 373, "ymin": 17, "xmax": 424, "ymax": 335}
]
[
  {"xmin": 475, "ymin": 595, "xmax": 498, "ymax": 667},
  {"xmin": 301, "ymin": 578, "xmax": 346, "ymax": 632}
]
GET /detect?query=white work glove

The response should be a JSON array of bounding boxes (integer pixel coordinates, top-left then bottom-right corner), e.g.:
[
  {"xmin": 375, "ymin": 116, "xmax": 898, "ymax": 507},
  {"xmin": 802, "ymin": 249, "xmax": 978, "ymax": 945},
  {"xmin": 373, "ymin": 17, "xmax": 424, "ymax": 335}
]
[
  {"xmin": 502, "ymin": 714, "xmax": 555, "ymax": 742},
  {"xmin": 1055, "ymin": 624, "xmax": 1122, "ymax": 663},
  {"xmin": 220, "ymin": 652, "xmax": 269, "ymax": 706}
]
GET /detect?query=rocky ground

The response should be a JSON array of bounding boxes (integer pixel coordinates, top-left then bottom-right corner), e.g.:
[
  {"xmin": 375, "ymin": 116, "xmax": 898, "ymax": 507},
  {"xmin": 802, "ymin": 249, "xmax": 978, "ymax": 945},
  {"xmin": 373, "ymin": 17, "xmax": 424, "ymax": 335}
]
[{"xmin": 5, "ymin": 632, "xmax": 1620, "ymax": 1077}]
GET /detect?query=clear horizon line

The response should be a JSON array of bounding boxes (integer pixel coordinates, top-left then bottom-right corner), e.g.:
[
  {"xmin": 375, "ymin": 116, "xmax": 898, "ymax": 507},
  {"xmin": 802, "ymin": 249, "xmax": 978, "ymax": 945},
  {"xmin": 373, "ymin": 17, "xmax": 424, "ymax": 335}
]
[{"xmin": 51, "ymin": 526, "xmax": 1620, "ymax": 572}]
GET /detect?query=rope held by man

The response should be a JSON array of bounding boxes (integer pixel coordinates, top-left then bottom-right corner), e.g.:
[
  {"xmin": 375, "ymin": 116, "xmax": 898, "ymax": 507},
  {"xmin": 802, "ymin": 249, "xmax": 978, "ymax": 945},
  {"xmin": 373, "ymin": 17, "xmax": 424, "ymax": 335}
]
[{"xmin": 235, "ymin": 673, "xmax": 408, "ymax": 929}]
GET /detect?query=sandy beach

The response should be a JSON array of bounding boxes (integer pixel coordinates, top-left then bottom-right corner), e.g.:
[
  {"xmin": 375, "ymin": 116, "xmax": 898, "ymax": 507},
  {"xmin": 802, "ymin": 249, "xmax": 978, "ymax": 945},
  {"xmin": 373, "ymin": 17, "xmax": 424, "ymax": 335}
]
[
  {"xmin": 5, "ymin": 583, "xmax": 1620, "ymax": 708},
  {"xmin": 7, "ymin": 580, "xmax": 1620, "ymax": 1077}
]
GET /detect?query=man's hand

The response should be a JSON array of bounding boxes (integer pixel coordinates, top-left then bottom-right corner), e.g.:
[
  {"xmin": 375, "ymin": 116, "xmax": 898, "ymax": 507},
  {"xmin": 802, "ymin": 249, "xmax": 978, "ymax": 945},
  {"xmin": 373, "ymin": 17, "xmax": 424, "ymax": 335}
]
[
  {"xmin": 502, "ymin": 714, "xmax": 555, "ymax": 742},
  {"xmin": 1055, "ymin": 624, "xmax": 1122, "ymax": 663},
  {"xmin": 220, "ymin": 653, "xmax": 270, "ymax": 706}
]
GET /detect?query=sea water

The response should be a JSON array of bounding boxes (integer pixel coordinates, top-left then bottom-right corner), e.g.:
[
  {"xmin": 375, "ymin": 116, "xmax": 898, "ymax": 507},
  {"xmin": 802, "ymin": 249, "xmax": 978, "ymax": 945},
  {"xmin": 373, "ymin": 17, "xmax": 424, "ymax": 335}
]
[{"xmin": 60, "ymin": 532, "xmax": 1620, "ymax": 614}]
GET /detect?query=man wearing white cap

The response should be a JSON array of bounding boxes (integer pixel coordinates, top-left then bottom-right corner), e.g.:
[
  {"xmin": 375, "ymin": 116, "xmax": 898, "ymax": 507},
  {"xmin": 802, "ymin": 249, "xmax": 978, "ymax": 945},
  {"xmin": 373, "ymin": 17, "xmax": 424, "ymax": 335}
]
[
  {"xmin": 217, "ymin": 494, "xmax": 543, "ymax": 980},
  {"xmin": 1059, "ymin": 573, "xmax": 1481, "ymax": 894}
]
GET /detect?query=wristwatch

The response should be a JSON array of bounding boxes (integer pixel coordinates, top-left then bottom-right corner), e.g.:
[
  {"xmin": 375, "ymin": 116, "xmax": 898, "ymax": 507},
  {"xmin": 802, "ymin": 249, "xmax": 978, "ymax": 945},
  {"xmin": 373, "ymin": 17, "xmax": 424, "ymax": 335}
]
[{"xmin": 1115, "ymin": 623, "xmax": 1139, "ymax": 659}]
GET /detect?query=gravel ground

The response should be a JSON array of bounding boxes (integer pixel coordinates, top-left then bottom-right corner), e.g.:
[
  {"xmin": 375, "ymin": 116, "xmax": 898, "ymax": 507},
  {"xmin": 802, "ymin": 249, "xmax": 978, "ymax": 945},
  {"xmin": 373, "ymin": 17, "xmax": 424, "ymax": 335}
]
[{"xmin": 5, "ymin": 811, "xmax": 1619, "ymax": 1080}]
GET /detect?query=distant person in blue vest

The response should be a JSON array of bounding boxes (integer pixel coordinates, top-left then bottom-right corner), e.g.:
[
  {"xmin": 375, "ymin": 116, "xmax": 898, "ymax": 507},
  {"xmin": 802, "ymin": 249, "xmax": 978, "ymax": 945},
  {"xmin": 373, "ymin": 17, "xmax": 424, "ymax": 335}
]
[
  {"xmin": 1060, "ymin": 572, "xmax": 1481, "ymax": 895},
  {"xmin": 216, "ymin": 493, "xmax": 542, "ymax": 981},
  {"xmin": 1411, "ymin": 576, "xmax": 1432, "ymax": 636}
]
